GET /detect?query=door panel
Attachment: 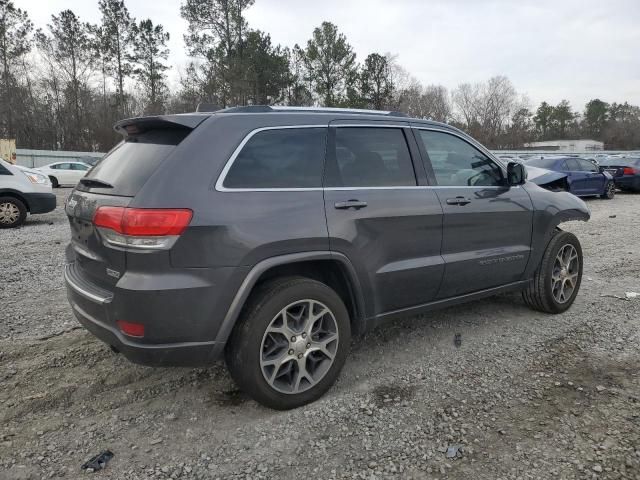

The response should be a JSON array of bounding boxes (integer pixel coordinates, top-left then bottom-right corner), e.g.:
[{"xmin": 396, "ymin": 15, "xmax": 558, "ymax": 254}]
[
  {"xmin": 325, "ymin": 188, "xmax": 444, "ymax": 314},
  {"xmin": 324, "ymin": 123, "xmax": 444, "ymax": 316},
  {"xmin": 434, "ymin": 186, "xmax": 533, "ymax": 297},
  {"xmin": 564, "ymin": 158, "xmax": 589, "ymax": 195},
  {"xmin": 578, "ymin": 159, "xmax": 604, "ymax": 194},
  {"xmin": 58, "ymin": 164, "xmax": 73, "ymax": 185},
  {"xmin": 413, "ymin": 128, "xmax": 534, "ymax": 298}
]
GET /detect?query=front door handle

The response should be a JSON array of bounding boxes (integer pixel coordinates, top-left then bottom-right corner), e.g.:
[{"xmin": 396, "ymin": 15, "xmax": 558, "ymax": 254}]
[
  {"xmin": 446, "ymin": 196, "xmax": 471, "ymax": 206},
  {"xmin": 334, "ymin": 199, "xmax": 368, "ymax": 210}
]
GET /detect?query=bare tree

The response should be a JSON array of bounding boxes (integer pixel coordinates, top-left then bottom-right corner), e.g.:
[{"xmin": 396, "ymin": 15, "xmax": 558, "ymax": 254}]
[
  {"xmin": 452, "ymin": 75, "xmax": 518, "ymax": 147},
  {"xmin": 0, "ymin": 0, "xmax": 33, "ymax": 137}
]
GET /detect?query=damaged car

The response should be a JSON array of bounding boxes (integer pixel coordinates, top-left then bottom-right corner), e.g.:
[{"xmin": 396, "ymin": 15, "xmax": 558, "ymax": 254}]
[
  {"xmin": 526, "ymin": 157, "xmax": 615, "ymax": 199},
  {"xmin": 64, "ymin": 107, "xmax": 591, "ymax": 409}
]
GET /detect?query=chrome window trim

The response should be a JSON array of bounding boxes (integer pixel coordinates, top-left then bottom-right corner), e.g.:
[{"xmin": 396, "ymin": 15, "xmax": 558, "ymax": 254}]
[
  {"xmin": 411, "ymin": 126, "xmax": 507, "ymax": 169},
  {"xmin": 215, "ymin": 123, "xmax": 515, "ymax": 193},
  {"xmin": 411, "ymin": 126, "xmax": 508, "ymax": 187},
  {"xmin": 215, "ymin": 125, "xmax": 327, "ymax": 192},
  {"xmin": 331, "ymin": 123, "xmax": 407, "ymax": 128}
]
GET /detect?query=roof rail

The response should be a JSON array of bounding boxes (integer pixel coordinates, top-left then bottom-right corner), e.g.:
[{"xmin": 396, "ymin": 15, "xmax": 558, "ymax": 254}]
[{"xmin": 214, "ymin": 105, "xmax": 408, "ymax": 117}]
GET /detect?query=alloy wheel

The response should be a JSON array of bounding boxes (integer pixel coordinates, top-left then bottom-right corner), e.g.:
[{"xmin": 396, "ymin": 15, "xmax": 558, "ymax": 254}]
[
  {"xmin": 551, "ymin": 244, "xmax": 580, "ymax": 304},
  {"xmin": 260, "ymin": 299, "xmax": 339, "ymax": 394}
]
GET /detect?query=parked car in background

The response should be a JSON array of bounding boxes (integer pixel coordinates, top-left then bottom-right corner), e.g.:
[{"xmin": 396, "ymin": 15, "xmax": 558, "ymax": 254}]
[
  {"xmin": 526, "ymin": 157, "xmax": 615, "ymax": 199},
  {"xmin": 64, "ymin": 106, "xmax": 590, "ymax": 409},
  {"xmin": 598, "ymin": 157, "xmax": 640, "ymax": 192},
  {"xmin": 0, "ymin": 159, "xmax": 56, "ymax": 228},
  {"xmin": 37, "ymin": 161, "xmax": 92, "ymax": 187}
]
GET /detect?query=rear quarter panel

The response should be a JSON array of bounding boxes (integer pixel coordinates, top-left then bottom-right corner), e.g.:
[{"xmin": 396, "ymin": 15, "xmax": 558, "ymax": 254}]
[{"xmin": 132, "ymin": 114, "xmax": 332, "ymax": 268}]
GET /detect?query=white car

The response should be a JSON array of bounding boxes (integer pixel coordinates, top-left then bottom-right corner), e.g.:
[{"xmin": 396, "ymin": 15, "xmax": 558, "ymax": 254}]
[
  {"xmin": 0, "ymin": 160, "xmax": 56, "ymax": 228},
  {"xmin": 37, "ymin": 161, "xmax": 92, "ymax": 187}
]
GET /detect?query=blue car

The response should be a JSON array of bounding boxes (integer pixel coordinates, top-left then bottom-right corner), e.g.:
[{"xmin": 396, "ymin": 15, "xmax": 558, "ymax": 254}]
[{"xmin": 527, "ymin": 157, "xmax": 615, "ymax": 199}]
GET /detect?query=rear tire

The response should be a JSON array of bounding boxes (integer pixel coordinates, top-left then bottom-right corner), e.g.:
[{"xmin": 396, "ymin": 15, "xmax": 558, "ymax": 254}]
[
  {"xmin": 225, "ymin": 277, "xmax": 351, "ymax": 410},
  {"xmin": 49, "ymin": 176, "xmax": 59, "ymax": 188},
  {"xmin": 523, "ymin": 230, "xmax": 583, "ymax": 314},
  {"xmin": 601, "ymin": 182, "xmax": 615, "ymax": 199},
  {"xmin": 0, "ymin": 196, "xmax": 27, "ymax": 228}
]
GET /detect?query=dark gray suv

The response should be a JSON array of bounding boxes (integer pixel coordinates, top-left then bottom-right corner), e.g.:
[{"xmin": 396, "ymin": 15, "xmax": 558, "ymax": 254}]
[{"xmin": 64, "ymin": 106, "xmax": 590, "ymax": 409}]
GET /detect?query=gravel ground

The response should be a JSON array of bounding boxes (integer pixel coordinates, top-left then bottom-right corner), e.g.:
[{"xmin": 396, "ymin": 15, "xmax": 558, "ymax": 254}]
[{"xmin": 1, "ymin": 188, "xmax": 639, "ymax": 480}]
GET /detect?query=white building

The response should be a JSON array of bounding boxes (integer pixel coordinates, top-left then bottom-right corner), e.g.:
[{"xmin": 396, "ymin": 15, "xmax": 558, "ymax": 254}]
[{"xmin": 524, "ymin": 139, "xmax": 604, "ymax": 152}]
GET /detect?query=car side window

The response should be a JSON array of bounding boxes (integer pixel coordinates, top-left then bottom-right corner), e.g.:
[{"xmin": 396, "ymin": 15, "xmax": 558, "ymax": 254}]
[
  {"xmin": 56, "ymin": 163, "xmax": 71, "ymax": 170},
  {"xmin": 325, "ymin": 127, "xmax": 416, "ymax": 187},
  {"xmin": 417, "ymin": 130, "xmax": 504, "ymax": 187},
  {"xmin": 565, "ymin": 158, "xmax": 581, "ymax": 171},
  {"xmin": 579, "ymin": 159, "xmax": 597, "ymax": 172},
  {"xmin": 223, "ymin": 127, "xmax": 327, "ymax": 189},
  {"xmin": 72, "ymin": 163, "xmax": 89, "ymax": 171}
]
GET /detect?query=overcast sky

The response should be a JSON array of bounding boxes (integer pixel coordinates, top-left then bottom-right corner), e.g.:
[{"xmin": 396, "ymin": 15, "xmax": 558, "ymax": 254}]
[{"xmin": 20, "ymin": 0, "xmax": 640, "ymax": 111}]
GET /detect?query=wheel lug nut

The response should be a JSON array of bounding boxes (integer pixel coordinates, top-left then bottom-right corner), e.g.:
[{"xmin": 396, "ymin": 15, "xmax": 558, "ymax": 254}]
[
  {"xmin": 302, "ymin": 333, "xmax": 307, "ymax": 338},
  {"xmin": 297, "ymin": 353, "xmax": 303, "ymax": 359},
  {"xmin": 288, "ymin": 349, "xmax": 294, "ymax": 355},
  {"xmin": 306, "ymin": 343, "xmax": 311, "ymax": 349},
  {"xmin": 291, "ymin": 336, "xmax": 296, "ymax": 342}
]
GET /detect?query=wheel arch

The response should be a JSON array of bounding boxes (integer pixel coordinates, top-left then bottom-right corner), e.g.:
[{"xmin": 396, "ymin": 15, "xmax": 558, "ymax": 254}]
[
  {"xmin": 0, "ymin": 189, "xmax": 30, "ymax": 212},
  {"xmin": 524, "ymin": 206, "xmax": 590, "ymax": 278},
  {"xmin": 213, "ymin": 251, "xmax": 367, "ymax": 352}
]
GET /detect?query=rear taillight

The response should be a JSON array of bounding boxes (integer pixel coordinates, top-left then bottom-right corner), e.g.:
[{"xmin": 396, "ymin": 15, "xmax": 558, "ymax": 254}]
[
  {"xmin": 93, "ymin": 207, "xmax": 192, "ymax": 250},
  {"xmin": 622, "ymin": 167, "xmax": 637, "ymax": 175}
]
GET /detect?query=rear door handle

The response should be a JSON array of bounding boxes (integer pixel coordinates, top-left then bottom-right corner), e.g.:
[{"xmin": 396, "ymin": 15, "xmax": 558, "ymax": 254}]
[
  {"xmin": 334, "ymin": 199, "xmax": 368, "ymax": 210},
  {"xmin": 446, "ymin": 197, "xmax": 471, "ymax": 206}
]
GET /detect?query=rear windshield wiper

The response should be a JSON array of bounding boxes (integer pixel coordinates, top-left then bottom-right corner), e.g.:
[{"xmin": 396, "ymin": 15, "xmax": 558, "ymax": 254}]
[{"xmin": 79, "ymin": 178, "xmax": 114, "ymax": 188}]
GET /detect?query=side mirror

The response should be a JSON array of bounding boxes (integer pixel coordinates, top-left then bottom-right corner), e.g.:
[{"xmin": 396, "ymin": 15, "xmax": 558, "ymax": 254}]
[{"xmin": 507, "ymin": 162, "xmax": 527, "ymax": 186}]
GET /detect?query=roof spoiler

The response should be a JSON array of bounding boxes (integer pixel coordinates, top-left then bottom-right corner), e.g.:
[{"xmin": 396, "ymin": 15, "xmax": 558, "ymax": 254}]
[{"xmin": 113, "ymin": 114, "xmax": 209, "ymax": 137}]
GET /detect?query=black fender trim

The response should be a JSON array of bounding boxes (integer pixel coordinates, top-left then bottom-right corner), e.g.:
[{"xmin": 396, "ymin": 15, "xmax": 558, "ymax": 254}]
[
  {"xmin": 524, "ymin": 206, "xmax": 590, "ymax": 278},
  {"xmin": 209, "ymin": 251, "xmax": 366, "ymax": 359},
  {"xmin": 0, "ymin": 188, "xmax": 31, "ymax": 210}
]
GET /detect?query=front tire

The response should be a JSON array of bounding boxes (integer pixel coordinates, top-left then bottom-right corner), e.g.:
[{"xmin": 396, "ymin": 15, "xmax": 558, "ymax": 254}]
[
  {"xmin": 0, "ymin": 196, "xmax": 27, "ymax": 228},
  {"xmin": 601, "ymin": 182, "xmax": 615, "ymax": 199},
  {"xmin": 523, "ymin": 230, "xmax": 583, "ymax": 314},
  {"xmin": 49, "ymin": 176, "xmax": 59, "ymax": 188},
  {"xmin": 225, "ymin": 277, "xmax": 351, "ymax": 410}
]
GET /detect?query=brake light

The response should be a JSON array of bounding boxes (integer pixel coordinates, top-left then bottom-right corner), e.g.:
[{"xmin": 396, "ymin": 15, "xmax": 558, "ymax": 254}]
[
  {"xmin": 116, "ymin": 320, "xmax": 145, "ymax": 337},
  {"xmin": 93, "ymin": 207, "xmax": 192, "ymax": 250},
  {"xmin": 94, "ymin": 207, "xmax": 192, "ymax": 236},
  {"xmin": 622, "ymin": 167, "xmax": 637, "ymax": 175}
]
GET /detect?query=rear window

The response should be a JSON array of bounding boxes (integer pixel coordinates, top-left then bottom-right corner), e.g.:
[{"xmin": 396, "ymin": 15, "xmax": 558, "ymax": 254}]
[
  {"xmin": 79, "ymin": 129, "xmax": 188, "ymax": 197},
  {"xmin": 223, "ymin": 128, "xmax": 327, "ymax": 189}
]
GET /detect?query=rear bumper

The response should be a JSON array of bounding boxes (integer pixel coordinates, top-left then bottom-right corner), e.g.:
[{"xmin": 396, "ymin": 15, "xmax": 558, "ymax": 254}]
[
  {"xmin": 64, "ymin": 262, "xmax": 231, "ymax": 367},
  {"xmin": 614, "ymin": 176, "xmax": 640, "ymax": 191},
  {"xmin": 25, "ymin": 192, "xmax": 56, "ymax": 214}
]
